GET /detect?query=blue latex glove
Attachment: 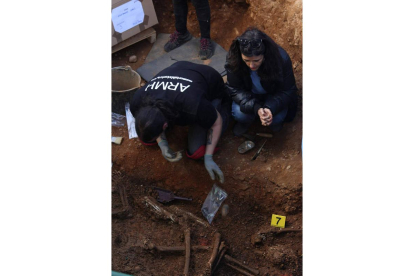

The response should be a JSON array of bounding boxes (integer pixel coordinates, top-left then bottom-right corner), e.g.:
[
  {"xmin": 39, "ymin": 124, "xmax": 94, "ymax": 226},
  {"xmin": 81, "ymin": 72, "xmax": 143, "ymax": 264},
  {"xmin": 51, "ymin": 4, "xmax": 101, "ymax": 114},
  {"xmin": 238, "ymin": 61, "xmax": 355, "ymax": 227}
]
[
  {"xmin": 204, "ymin": 154, "xmax": 224, "ymax": 183},
  {"xmin": 158, "ymin": 140, "xmax": 182, "ymax": 162}
]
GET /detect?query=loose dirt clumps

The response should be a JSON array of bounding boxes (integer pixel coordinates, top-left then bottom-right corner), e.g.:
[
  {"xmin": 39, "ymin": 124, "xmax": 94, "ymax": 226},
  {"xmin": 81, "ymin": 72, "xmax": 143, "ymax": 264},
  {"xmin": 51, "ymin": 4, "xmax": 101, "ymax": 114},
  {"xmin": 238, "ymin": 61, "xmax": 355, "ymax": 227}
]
[{"xmin": 112, "ymin": 0, "xmax": 302, "ymax": 275}]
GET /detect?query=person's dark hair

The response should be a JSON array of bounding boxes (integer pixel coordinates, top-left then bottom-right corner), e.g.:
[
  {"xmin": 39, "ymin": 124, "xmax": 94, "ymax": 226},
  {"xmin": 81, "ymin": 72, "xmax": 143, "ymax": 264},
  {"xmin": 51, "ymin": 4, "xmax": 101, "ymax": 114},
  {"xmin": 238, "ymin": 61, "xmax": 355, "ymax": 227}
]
[
  {"xmin": 134, "ymin": 96, "xmax": 178, "ymax": 143},
  {"xmin": 226, "ymin": 27, "xmax": 283, "ymax": 82}
]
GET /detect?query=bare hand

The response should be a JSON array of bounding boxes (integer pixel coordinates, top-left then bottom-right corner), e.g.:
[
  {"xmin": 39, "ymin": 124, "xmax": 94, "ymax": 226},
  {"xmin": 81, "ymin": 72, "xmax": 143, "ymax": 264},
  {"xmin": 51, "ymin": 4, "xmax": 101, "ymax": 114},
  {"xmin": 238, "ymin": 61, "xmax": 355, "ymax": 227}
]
[{"xmin": 258, "ymin": 108, "xmax": 273, "ymax": 126}]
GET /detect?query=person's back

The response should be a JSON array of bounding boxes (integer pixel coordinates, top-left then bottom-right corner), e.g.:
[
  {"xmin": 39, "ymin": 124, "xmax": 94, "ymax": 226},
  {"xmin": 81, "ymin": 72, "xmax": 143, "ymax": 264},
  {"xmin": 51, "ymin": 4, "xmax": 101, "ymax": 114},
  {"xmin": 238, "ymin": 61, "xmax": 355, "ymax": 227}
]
[
  {"xmin": 130, "ymin": 62, "xmax": 231, "ymax": 184},
  {"xmin": 131, "ymin": 61, "xmax": 226, "ymax": 126}
]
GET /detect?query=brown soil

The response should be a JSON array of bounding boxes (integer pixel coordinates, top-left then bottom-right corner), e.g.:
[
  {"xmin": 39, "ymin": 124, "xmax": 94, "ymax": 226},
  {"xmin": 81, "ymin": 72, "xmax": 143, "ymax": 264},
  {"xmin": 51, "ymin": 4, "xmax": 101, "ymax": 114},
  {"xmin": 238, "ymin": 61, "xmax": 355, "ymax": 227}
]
[{"xmin": 112, "ymin": 0, "xmax": 302, "ymax": 275}]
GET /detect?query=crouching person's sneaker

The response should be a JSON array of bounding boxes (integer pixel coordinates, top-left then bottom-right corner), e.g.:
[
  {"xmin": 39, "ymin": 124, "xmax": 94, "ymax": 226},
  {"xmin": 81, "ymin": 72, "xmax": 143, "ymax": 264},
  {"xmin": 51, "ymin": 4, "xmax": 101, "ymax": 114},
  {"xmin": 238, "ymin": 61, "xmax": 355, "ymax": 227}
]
[
  {"xmin": 199, "ymin": 38, "xmax": 214, "ymax": 60},
  {"xmin": 164, "ymin": 30, "xmax": 192, "ymax": 52}
]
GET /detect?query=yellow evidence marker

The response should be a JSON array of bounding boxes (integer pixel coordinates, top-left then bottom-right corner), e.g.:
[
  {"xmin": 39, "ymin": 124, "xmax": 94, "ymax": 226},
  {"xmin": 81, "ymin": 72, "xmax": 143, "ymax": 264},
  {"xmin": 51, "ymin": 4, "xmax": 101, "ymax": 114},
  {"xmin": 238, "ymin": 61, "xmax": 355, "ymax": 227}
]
[{"xmin": 271, "ymin": 214, "xmax": 286, "ymax": 228}]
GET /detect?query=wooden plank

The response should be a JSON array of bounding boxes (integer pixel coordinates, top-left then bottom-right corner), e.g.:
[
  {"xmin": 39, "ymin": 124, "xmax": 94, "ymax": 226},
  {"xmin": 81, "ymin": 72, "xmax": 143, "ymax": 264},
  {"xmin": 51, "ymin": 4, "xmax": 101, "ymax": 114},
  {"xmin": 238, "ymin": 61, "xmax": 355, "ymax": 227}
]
[{"xmin": 112, "ymin": 27, "xmax": 156, "ymax": 53}]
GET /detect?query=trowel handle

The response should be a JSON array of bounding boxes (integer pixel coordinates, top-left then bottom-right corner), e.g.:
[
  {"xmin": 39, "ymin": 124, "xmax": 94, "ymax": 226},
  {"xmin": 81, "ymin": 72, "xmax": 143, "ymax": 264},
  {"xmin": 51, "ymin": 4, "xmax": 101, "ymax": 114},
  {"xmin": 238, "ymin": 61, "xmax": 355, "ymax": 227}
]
[
  {"xmin": 256, "ymin": 133, "xmax": 273, "ymax": 138},
  {"xmin": 173, "ymin": 196, "xmax": 193, "ymax": 201}
]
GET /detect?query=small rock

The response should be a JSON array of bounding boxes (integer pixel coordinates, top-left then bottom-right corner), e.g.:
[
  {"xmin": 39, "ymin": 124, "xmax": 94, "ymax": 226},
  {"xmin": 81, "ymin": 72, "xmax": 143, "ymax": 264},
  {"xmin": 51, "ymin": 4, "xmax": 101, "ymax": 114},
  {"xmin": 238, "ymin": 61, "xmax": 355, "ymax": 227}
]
[
  {"xmin": 251, "ymin": 234, "xmax": 263, "ymax": 245},
  {"xmin": 221, "ymin": 204, "xmax": 229, "ymax": 216},
  {"xmin": 286, "ymin": 165, "xmax": 291, "ymax": 170},
  {"xmin": 128, "ymin": 55, "xmax": 137, "ymax": 63},
  {"xmin": 238, "ymin": 182, "xmax": 250, "ymax": 191}
]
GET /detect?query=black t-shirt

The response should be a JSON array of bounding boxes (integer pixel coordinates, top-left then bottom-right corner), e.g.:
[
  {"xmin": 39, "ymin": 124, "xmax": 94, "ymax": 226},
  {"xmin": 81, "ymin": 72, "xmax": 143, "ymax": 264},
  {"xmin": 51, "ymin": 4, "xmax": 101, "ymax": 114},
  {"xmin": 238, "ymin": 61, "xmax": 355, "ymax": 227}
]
[
  {"xmin": 131, "ymin": 61, "xmax": 225, "ymax": 129},
  {"xmin": 195, "ymin": 98, "xmax": 217, "ymax": 129}
]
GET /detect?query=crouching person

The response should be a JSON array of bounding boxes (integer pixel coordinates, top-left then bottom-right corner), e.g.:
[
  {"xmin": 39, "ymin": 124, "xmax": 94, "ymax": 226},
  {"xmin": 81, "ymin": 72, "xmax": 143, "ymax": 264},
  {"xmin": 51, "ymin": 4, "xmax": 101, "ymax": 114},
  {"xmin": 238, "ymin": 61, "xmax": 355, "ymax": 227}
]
[
  {"xmin": 130, "ymin": 61, "xmax": 230, "ymax": 183},
  {"xmin": 225, "ymin": 27, "xmax": 298, "ymax": 136}
]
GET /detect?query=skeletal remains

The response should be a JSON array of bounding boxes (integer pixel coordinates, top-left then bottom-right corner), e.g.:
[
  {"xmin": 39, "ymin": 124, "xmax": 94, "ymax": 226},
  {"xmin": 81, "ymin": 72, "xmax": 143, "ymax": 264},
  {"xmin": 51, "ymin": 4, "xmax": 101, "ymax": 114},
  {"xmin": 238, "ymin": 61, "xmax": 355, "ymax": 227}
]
[
  {"xmin": 113, "ymin": 185, "xmax": 264, "ymax": 275},
  {"xmin": 133, "ymin": 195, "xmax": 260, "ymax": 275}
]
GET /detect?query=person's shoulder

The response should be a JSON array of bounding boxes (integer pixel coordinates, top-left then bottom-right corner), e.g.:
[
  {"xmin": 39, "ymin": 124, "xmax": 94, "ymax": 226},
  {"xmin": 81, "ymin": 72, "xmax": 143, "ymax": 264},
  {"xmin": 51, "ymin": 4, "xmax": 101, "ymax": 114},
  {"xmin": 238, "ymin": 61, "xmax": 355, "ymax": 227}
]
[
  {"xmin": 225, "ymin": 61, "xmax": 244, "ymax": 76},
  {"xmin": 276, "ymin": 45, "xmax": 291, "ymax": 61},
  {"xmin": 131, "ymin": 85, "xmax": 147, "ymax": 102}
]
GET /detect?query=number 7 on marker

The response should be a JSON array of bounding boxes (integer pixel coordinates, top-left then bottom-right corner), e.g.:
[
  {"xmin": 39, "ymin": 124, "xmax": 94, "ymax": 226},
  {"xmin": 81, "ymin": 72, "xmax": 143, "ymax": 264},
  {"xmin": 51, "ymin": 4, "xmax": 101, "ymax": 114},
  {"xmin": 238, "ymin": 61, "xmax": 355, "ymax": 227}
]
[{"xmin": 271, "ymin": 214, "xmax": 286, "ymax": 228}]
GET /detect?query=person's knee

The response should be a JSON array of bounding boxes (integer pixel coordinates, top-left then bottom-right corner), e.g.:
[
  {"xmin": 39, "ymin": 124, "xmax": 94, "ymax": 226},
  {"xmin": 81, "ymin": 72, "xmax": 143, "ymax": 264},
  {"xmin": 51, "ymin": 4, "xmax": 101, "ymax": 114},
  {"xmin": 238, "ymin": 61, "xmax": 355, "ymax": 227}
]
[
  {"xmin": 186, "ymin": 145, "xmax": 206, "ymax": 160},
  {"xmin": 232, "ymin": 104, "xmax": 255, "ymax": 124},
  {"xmin": 139, "ymin": 137, "xmax": 158, "ymax": 146},
  {"xmin": 271, "ymin": 107, "xmax": 288, "ymax": 125},
  {"xmin": 186, "ymin": 145, "xmax": 219, "ymax": 160}
]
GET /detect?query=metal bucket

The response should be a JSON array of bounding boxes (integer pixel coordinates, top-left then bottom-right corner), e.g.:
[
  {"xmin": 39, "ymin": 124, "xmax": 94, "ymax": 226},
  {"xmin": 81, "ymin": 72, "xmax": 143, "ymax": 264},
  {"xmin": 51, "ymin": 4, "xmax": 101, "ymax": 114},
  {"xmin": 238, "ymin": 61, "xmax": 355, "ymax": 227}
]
[{"xmin": 112, "ymin": 66, "xmax": 141, "ymax": 115}]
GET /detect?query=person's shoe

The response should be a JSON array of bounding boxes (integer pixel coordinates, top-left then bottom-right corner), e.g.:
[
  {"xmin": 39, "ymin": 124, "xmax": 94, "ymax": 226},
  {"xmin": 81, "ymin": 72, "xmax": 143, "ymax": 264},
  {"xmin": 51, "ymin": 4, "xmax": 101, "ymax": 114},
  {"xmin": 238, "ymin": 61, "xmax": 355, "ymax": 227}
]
[
  {"xmin": 233, "ymin": 122, "xmax": 250, "ymax": 137},
  {"xmin": 164, "ymin": 30, "xmax": 192, "ymax": 52},
  {"xmin": 199, "ymin": 38, "xmax": 214, "ymax": 60}
]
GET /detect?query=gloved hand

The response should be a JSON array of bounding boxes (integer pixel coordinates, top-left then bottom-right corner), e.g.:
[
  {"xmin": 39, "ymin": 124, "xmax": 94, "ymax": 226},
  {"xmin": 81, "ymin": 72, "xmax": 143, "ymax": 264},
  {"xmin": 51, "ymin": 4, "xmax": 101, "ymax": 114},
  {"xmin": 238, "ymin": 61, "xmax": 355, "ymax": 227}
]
[
  {"xmin": 204, "ymin": 154, "xmax": 224, "ymax": 183},
  {"xmin": 158, "ymin": 140, "xmax": 182, "ymax": 162}
]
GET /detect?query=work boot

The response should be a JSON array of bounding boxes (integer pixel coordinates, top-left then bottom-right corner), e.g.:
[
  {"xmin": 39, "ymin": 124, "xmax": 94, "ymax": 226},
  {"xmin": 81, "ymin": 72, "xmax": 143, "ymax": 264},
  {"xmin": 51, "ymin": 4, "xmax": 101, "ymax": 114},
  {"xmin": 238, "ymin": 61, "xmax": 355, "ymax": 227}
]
[
  {"xmin": 164, "ymin": 30, "xmax": 192, "ymax": 52},
  {"xmin": 233, "ymin": 122, "xmax": 250, "ymax": 137},
  {"xmin": 199, "ymin": 38, "xmax": 214, "ymax": 60}
]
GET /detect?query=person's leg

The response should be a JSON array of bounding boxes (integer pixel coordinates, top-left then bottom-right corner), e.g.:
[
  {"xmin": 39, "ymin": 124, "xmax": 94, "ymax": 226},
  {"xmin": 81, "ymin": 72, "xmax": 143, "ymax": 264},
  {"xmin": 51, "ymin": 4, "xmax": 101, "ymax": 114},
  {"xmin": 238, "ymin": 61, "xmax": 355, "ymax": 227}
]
[
  {"xmin": 209, "ymin": 97, "xmax": 231, "ymax": 137},
  {"xmin": 191, "ymin": 0, "xmax": 214, "ymax": 59},
  {"xmin": 164, "ymin": 0, "xmax": 193, "ymax": 52},
  {"xmin": 232, "ymin": 101, "xmax": 256, "ymax": 136},
  {"xmin": 173, "ymin": 0, "xmax": 189, "ymax": 34},
  {"xmin": 187, "ymin": 99, "xmax": 227, "ymax": 159},
  {"xmin": 269, "ymin": 107, "xmax": 288, "ymax": 132},
  {"xmin": 191, "ymin": 0, "xmax": 211, "ymax": 38}
]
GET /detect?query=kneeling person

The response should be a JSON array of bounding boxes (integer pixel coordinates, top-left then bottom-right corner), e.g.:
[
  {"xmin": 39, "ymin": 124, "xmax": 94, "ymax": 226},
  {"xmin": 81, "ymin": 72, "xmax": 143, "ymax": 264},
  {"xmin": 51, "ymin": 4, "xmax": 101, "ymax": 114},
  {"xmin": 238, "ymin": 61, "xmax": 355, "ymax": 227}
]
[{"xmin": 130, "ymin": 61, "xmax": 230, "ymax": 183}]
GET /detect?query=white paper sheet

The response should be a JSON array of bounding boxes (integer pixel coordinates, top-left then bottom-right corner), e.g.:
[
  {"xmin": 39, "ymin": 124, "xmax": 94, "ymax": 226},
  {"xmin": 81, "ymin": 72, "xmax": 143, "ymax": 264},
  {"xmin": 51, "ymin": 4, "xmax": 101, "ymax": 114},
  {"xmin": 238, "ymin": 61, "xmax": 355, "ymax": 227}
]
[
  {"xmin": 125, "ymin": 103, "xmax": 138, "ymax": 139},
  {"xmin": 112, "ymin": 0, "xmax": 144, "ymax": 33}
]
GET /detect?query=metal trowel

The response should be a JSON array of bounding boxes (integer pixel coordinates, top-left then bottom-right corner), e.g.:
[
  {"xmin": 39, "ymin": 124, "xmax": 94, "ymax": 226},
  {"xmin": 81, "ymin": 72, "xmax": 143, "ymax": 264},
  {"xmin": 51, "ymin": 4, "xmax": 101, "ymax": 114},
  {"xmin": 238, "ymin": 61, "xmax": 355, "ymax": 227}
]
[
  {"xmin": 153, "ymin": 187, "xmax": 192, "ymax": 203},
  {"xmin": 251, "ymin": 139, "xmax": 267, "ymax": 161}
]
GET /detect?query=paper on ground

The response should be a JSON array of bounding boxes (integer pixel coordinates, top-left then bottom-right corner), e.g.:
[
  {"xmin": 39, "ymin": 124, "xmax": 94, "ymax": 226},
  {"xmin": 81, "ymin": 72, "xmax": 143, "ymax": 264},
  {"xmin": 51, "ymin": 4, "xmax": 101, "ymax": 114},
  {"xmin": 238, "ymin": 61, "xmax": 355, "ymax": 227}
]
[{"xmin": 125, "ymin": 103, "xmax": 138, "ymax": 139}]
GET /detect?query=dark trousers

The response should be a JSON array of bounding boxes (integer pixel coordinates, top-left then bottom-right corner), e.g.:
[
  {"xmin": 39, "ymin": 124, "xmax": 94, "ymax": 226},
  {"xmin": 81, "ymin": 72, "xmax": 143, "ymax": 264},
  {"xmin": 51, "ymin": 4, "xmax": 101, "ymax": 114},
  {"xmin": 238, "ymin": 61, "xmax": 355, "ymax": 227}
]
[
  {"xmin": 173, "ymin": 0, "xmax": 211, "ymax": 38},
  {"xmin": 187, "ymin": 98, "xmax": 231, "ymax": 155}
]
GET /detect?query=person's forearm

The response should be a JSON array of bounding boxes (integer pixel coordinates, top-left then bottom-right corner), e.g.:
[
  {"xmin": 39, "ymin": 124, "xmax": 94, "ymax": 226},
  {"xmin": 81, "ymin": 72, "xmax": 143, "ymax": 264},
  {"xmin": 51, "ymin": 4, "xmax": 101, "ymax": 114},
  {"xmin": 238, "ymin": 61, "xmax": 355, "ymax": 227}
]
[
  {"xmin": 156, "ymin": 131, "xmax": 167, "ymax": 143},
  {"xmin": 205, "ymin": 110, "xmax": 222, "ymax": 155}
]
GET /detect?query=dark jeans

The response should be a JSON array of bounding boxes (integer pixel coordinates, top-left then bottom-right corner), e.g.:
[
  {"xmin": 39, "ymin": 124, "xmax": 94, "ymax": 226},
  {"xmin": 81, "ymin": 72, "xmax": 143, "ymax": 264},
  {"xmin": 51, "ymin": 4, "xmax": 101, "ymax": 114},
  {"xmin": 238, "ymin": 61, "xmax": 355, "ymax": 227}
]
[
  {"xmin": 232, "ymin": 101, "xmax": 288, "ymax": 132},
  {"xmin": 173, "ymin": 0, "xmax": 211, "ymax": 38},
  {"xmin": 187, "ymin": 98, "xmax": 230, "ymax": 155}
]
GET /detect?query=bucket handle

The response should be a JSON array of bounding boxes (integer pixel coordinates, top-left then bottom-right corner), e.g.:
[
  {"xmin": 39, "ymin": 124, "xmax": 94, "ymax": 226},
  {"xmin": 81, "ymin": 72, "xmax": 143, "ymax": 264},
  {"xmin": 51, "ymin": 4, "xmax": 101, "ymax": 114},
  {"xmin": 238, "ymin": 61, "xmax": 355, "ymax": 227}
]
[{"xmin": 112, "ymin": 65, "xmax": 132, "ymax": 71}]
